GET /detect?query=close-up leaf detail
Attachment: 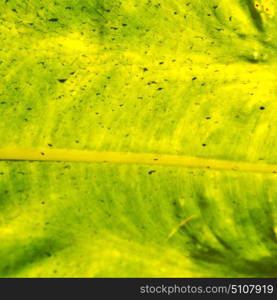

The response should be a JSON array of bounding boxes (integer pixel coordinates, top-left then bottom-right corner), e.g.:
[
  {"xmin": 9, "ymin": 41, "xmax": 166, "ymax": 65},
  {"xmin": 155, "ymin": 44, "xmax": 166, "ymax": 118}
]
[{"xmin": 0, "ymin": 0, "xmax": 276, "ymax": 277}]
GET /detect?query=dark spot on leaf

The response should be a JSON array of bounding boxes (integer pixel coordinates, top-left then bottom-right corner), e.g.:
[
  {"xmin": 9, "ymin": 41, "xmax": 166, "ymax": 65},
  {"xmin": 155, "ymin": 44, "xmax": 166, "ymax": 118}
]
[
  {"xmin": 41, "ymin": 152, "xmax": 45, "ymax": 156},
  {"xmin": 143, "ymin": 67, "xmax": 148, "ymax": 72},
  {"xmin": 147, "ymin": 81, "xmax": 157, "ymax": 85},
  {"xmin": 260, "ymin": 106, "xmax": 265, "ymax": 110},
  {"xmin": 192, "ymin": 77, "xmax": 197, "ymax": 80},
  {"xmin": 58, "ymin": 79, "xmax": 67, "ymax": 83},
  {"xmin": 202, "ymin": 144, "xmax": 207, "ymax": 147},
  {"xmin": 48, "ymin": 18, "xmax": 59, "ymax": 22},
  {"xmin": 148, "ymin": 170, "xmax": 156, "ymax": 175},
  {"xmin": 48, "ymin": 144, "xmax": 53, "ymax": 147}
]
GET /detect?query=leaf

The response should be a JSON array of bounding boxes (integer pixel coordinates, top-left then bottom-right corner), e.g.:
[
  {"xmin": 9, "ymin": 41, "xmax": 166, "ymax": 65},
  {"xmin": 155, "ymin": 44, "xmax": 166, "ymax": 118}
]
[{"xmin": 0, "ymin": 0, "xmax": 276, "ymax": 277}]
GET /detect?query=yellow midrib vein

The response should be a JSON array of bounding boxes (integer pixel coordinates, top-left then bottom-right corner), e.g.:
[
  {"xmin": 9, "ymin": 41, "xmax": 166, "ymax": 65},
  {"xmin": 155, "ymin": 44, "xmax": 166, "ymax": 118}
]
[{"xmin": 0, "ymin": 147, "xmax": 276, "ymax": 174}]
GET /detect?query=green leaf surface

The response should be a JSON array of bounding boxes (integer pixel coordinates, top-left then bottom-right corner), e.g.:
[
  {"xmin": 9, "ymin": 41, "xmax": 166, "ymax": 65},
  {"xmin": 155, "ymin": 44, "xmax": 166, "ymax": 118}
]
[{"xmin": 0, "ymin": 0, "xmax": 276, "ymax": 277}]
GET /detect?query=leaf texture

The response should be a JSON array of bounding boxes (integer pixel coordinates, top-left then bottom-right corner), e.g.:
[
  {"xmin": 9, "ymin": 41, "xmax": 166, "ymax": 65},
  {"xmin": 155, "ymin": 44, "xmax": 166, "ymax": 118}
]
[{"xmin": 0, "ymin": 0, "xmax": 276, "ymax": 277}]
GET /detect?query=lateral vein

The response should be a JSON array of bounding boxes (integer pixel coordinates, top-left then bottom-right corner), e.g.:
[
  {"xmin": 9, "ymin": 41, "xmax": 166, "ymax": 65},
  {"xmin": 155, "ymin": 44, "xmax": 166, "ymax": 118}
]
[{"xmin": 0, "ymin": 147, "xmax": 276, "ymax": 174}]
